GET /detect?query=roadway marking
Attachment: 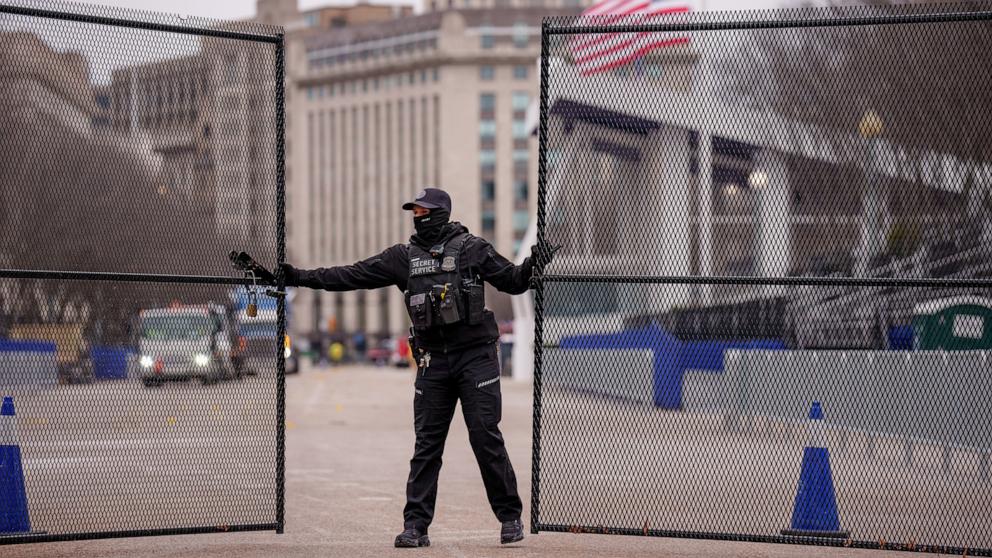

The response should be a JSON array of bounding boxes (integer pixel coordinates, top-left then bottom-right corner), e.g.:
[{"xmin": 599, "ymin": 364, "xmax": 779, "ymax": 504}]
[{"xmin": 305, "ymin": 377, "xmax": 327, "ymax": 410}]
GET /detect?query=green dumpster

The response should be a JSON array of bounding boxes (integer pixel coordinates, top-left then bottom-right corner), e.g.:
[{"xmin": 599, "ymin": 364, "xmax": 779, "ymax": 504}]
[{"xmin": 912, "ymin": 296, "xmax": 992, "ymax": 350}]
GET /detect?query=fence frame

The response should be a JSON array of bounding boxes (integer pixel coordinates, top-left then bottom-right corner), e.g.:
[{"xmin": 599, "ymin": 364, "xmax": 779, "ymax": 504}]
[
  {"xmin": 532, "ymin": 6, "xmax": 992, "ymax": 555},
  {"xmin": 0, "ymin": 1, "xmax": 286, "ymax": 544}
]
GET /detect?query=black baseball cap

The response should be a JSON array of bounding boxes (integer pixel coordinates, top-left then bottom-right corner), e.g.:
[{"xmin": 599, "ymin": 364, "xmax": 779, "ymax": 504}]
[{"xmin": 402, "ymin": 188, "xmax": 451, "ymax": 212}]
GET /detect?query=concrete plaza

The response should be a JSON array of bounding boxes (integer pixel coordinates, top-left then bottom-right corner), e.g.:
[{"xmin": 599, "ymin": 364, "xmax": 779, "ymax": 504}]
[{"xmin": 8, "ymin": 363, "xmax": 957, "ymax": 558}]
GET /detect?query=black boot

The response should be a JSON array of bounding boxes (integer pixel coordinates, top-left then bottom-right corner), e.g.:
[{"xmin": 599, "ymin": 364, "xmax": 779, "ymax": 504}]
[
  {"xmin": 500, "ymin": 519, "xmax": 524, "ymax": 544},
  {"xmin": 394, "ymin": 527, "xmax": 430, "ymax": 548}
]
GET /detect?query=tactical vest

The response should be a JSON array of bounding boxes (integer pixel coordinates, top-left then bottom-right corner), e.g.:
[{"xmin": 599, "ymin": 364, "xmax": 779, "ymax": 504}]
[
  {"xmin": 404, "ymin": 233, "xmax": 499, "ymax": 352},
  {"xmin": 405, "ymin": 233, "xmax": 487, "ymax": 334}
]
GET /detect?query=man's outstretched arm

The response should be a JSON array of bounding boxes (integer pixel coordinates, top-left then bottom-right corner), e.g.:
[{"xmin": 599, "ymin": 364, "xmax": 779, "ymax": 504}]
[
  {"xmin": 282, "ymin": 244, "xmax": 407, "ymax": 291},
  {"xmin": 473, "ymin": 239, "xmax": 536, "ymax": 295}
]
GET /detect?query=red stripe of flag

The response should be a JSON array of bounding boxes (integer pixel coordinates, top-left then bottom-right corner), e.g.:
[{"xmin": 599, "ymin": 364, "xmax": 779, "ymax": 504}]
[
  {"xmin": 570, "ymin": 6, "xmax": 690, "ymax": 54},
  {"xmin": 579, "ymin": 36, "xmax": 690, "ymax": 76}
]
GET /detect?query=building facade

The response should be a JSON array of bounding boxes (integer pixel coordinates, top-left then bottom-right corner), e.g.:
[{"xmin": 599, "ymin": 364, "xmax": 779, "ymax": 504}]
[{"xmin": 282, "ymin": 5, "xmax": 583, "ymax": 342}]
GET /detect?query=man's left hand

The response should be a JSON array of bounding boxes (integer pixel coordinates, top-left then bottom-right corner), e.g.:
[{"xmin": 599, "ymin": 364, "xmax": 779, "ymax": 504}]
[{"xmin": 529, "ymin": 241, "xmax": 561, "ymax": 266}]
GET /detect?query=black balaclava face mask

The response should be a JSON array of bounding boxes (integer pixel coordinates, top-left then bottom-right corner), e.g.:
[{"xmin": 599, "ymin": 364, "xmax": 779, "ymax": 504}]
[{"xmin": 413, "ymin": 208, "xmax": 450, "ymax": 244}]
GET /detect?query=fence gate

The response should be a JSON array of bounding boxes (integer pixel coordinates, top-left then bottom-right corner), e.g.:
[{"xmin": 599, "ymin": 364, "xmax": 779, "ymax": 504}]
[
  {"xmin": 0, "ymin": 0, "xmax": 285, "ymax": 543},
  {"xmin": 532, "ymin": 3, "xmax": 992, "ymax": 555}
]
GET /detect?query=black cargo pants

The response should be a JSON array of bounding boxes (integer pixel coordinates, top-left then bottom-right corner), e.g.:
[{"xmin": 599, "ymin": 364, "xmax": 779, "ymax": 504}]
[{"xmin": 404, "ymin": 341, "xmax": 522, "ymax": 532}]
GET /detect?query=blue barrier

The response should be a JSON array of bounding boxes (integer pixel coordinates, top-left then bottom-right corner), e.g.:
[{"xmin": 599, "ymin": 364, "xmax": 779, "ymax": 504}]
[
  {"xmin": 887, "ymin": 324, "xmax": 914, "ymax": 350},
  {"xmin": 559, "ymin": 323, "xmax": 785, "ymax": 409},
  {"xmin": 90, "ymin": 347, "xmax": 130, "ymax": 380},
  {"xmin": 0, "ymin": 339, "xmax": 57, "ymax": 353},
  {"xmin": 0, "ymin": 339, "xmax": 58, "ymax": 387}
]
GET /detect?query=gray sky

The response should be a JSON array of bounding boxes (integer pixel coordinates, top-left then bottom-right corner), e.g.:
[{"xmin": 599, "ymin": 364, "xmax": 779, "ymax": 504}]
[{"xmin": 73, "ymin": 0, "xmax": 784, "ymax": 20}]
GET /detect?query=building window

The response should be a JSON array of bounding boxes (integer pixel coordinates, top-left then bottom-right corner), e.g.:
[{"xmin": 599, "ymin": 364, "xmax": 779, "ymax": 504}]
[
  {"xmin": 512, "ymin": 91, "xmax": 529, "ymax": 111},
  {"xmin": 482, "ymin": 209, "xmax": 496, "ymax": 234},
  {"xmin": 480, "ymin": 93, "xmax": 496, "ymax": 112},
  {"xmin": 513, "ymin": 65, "xmax": 529, "ymax": 80},
  {"xmin": 482, "ymin": 180, "xmax": 496, "ymax": 201},
  {"xmin": 480, "ymin": 66, "xmax": 495, "ymax": 81},
  {"xmin": 513, "ymin": 23, "xmax": 529, "ymax": 48},
  {"xmin": 479, "ymin": 120, "xmax": 497, "ymax": 138},
  {"xmin": 513, "ymin": 149, "xmax": 529, "ymax": 162},
  {"xmin": 512, "ymin": 121, "xmax": 529, "ymax": 139},
  {"xmin": 479, "ymin": 150, "xmax": 497, "ymax": 168},
  {"xmin": 479, "ymin": 27, "xmax": 496, "ymax": 49},
  {"xmin": 514, "ymin": 179, "xmax": 528, "ymax": 202},
  {"xmin": 513, "ymin": 209, "xmax": 529, "ymax": 231},
  {"xmin": 421, "ymin": 69, "xmax": 428, "ymax": 83},
  {"xmin": 433, "ymin": 68, "xmax": 440, "ymax": 82}
]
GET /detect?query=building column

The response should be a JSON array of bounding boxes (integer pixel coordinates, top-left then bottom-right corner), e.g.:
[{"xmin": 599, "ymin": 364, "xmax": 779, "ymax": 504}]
[
  {"xmin": 366, "ymin": 291, "xmax": 382, "ymax": 337},
  {"xmin": 294, "ymin": 289, "xmax": 316, "ymax": 340},
  {"xmin": 969, "ymin": 166, "xmax": 992, "ymax": 243},
  {"xmin": 698, "ymin": 130, "xmax": 714, "ymax": 304},
  {"xmin": 855, "ymin": 139, "xmax": 889, "ymax": 276},
  {"xmin": 755, "ymin": 149, "xmax": 791, "ymax": 296},
  {"xmin": 641, "ymin": 125, "xmax": 692, "ymax": 312},
  {"xmin": 342, "ymin": 291, "xmax": 358, "ymax": 334}
]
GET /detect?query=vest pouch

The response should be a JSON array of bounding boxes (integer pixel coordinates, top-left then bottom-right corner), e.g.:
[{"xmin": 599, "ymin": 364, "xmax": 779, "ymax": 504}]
[
  {"xmin": 406, "ymin": 291, "xmax": 433, "ymax": 329},
  {"xmin": 462, "ymin": 279, "xmax": 485, "ymax": 325},
  {"xmin": 432, "ymin": 283, "xmax": 463, "ymax": 325}
]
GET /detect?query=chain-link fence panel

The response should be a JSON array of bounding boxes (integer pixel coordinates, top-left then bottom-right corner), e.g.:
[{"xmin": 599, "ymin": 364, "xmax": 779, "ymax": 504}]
[
  {"xmin": 532, "ymin": 3, "xmax": 992, "ymax": 555},
  {"xmin": 0, "ymin": 0, "xmax": 285, "ymax": 544}
]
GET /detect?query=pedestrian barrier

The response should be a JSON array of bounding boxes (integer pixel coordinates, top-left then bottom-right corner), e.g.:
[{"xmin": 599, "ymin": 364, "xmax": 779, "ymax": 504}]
[
  {"xmin": 0, "ymin": 0, "xmax": 286, "ymax": 545},
  {"xmin": 0, "ymin": 341, "xmax": 57, "ymax": 388},
  {"xmin": 89, "ymin": 347, "xmax": 130, "ymax": 380},
  {"xmin": 531, "ymin": 2, "xmax": 992, "ymax": 555},
  {"xmin": 557, "ymin": 324, "xmax": 783, "ymax": 408},
  {"xmin": 723, "ymin": 350, "xmax": 992, "ymax": 451}
]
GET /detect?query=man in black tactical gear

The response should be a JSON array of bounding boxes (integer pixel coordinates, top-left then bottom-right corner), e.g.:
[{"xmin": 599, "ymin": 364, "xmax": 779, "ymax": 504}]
[{"xmin": 278, "ymin": 188, "xmax": 557, "ymax": 548}]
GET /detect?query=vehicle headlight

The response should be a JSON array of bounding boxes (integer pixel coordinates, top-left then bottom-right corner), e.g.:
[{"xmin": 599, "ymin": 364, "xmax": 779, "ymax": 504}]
[
  {"xmin": 284, "ymin": 346, "xmax": 292, "ymax": 359},
  {"xmin": 140, "ymin": 355, "xmax": 155, "ymax": 369},
  {"xmin": 193, "ymin": 353, "xmax": 210, "ymax": 367}
]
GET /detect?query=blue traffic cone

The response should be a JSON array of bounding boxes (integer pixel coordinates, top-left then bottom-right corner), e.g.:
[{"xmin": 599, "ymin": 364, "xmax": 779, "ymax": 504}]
[
  {"xmin": 1, "ymin": 396, "xmax": 32, "ymax": 534},
  {"xmin": 781, "ymin": 401, "xmax": 849, "ymax": 538}
]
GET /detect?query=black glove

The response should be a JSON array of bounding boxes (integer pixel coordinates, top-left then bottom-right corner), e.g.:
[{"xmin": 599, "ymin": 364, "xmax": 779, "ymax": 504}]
[
  {"xmin": 530, "ymin": 241, "xmax": 561, "ymax": 266},
  {"xmin": 274, "ymin": 262, "xmax": 296, "ymax": 286}
]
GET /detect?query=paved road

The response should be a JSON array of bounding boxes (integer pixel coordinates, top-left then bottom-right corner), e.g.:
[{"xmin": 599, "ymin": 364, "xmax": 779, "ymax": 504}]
[{"xmin": 6, "ymin": 363, "xmax": 961, "ymax": 557}]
